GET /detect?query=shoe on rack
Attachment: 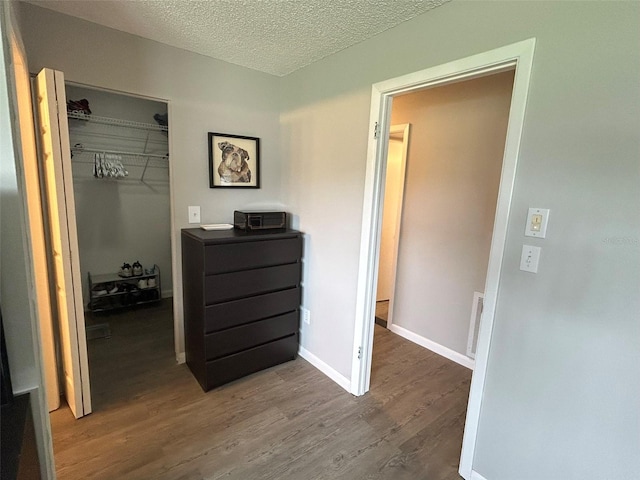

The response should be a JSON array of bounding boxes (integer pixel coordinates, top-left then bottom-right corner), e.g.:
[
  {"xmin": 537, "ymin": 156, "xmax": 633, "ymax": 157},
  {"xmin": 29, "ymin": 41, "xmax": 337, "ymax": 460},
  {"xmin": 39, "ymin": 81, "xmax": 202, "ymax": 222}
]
[
  {"xmin": 67, "ymin": 98, "xmax": 92, "ymax": 116},
  {"xmin": 118, "ymin": 263, "xmax": 132, "ymax": 278},
  {"xmin": 132, "ymin": 261, "xmax": 143, "ymax": 276},
  {"xmin": 138, "ymin": 278, "xmax": 148, "ymax": 289},
  {"xmin": 147, "ymin": 278, "xmax": 156, "ymax": 288},
  {"xmin": 107, "ymin": 283, "xmax": 118, "ymax": 294},
  {"xmin": 153, "ymin": 113, "xmax": 168, "ymax": 127},
  {"xmin": 92, "ymin": 286, "xmax": 108, "ymax": 297}
]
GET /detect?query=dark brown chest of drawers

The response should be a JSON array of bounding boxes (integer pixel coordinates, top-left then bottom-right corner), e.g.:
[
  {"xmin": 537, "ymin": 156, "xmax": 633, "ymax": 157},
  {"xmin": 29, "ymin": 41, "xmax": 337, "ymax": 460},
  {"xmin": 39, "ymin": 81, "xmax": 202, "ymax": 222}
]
[{"xmin": 181, "ymin": 228, "xmax": 302, "ymax": 391}]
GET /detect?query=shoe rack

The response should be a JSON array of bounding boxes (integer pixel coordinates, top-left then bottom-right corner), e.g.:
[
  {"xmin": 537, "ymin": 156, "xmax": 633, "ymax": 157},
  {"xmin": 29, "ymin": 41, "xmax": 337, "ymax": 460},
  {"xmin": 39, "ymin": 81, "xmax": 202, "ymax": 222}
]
[
  {"xmin": 87, "ymin": 264, "xmax": 161, "ymax": 313},
  {"xmin": 67, "ymin": 112, "xmax": 169, "ymax": 181}
]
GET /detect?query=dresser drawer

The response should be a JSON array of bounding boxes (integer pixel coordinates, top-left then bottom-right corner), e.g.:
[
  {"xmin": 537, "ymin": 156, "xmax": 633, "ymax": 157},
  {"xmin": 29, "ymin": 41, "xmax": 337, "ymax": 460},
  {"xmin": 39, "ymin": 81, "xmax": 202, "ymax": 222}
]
[
  {"xmin": 205, "ymin": 311, "xmax": 298, "ymax": 360},
  {"xmin": 204, "ymin": 237, "xmax": 301, "ymax": 274},
  {"xmin": 205, "ymin": 334, "xmax": 298, "ymax": 389},
  {"xmin": 205, "ymin": 287, "xmax": 300, "ymax": 332},
  {"xmin": 205, "ymin": 263, "xmax": 300, "ymax": 304}
]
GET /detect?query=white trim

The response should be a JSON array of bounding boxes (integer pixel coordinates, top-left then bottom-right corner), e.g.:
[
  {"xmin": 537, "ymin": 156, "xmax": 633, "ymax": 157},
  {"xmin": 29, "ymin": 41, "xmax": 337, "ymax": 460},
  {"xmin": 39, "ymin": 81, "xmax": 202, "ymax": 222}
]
[
  {"xmin": 350, "ymin": 39, "xmax": 537, "ymax": 480},
  {"xmin": 298, "ymin": 346, "xmax": 351, "ymax": 393},
  {"xmin": 167, "ymin": 99, "xmax": 183, "ymax": 366},
  {"xmin": 175, "ymin": 352, "xmax": 186, "ymax": 364},
  {"xmin": 470, "ymin": 471, "xmax": 489, "ymax": 480},
  {"xmin": 389, "ymin": 324, "xmax": 474, "ymax": 370},
  {"xmin": 350, "ymin": 89, "xmax": 392, "ymax": 395}
]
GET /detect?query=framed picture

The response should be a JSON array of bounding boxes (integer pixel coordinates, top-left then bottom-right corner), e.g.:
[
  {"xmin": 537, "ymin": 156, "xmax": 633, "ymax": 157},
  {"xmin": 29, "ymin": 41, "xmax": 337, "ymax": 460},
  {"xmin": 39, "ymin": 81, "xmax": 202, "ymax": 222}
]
[{"xmin": 208, "ymin": 132, "xmax": 260, "ymax": 188}]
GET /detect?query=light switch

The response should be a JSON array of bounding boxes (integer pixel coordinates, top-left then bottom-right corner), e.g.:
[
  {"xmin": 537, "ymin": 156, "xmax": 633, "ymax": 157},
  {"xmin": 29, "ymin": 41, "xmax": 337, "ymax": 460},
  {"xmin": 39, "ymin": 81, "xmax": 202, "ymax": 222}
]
[
  {"xmin": 188, "ymin": 206, "xmax": 201, "ymax": 224},
  {"xmin": 531, "ymin": 214, "xmax": 542, "ymax": 231},
  {"xmin": 520, "ymin": 245, "xmax": 541, "ymax": 273},
  {"xmin": 525, "ymin": 208, "xmax": 550, "ymax": 238}
]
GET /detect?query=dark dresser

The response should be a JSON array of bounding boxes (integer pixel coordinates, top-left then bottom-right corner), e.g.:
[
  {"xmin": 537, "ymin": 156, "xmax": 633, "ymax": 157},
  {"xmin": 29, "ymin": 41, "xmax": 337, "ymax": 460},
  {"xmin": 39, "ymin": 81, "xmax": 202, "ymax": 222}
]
[{"xmin": 181, "ymin": 228, "xmax": 302, "ymax": 391}]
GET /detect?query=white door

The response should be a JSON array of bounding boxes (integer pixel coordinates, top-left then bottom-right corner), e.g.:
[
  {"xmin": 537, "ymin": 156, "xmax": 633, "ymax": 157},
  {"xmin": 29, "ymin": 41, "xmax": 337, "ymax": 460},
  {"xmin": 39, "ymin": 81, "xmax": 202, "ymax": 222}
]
[
  {"xmin": 35, "ymin": 68, "xmax": 91, "ymax": 418},
  {"xmin": 376, "ymin": 125, "xmax": 409, "ymax": 303}
]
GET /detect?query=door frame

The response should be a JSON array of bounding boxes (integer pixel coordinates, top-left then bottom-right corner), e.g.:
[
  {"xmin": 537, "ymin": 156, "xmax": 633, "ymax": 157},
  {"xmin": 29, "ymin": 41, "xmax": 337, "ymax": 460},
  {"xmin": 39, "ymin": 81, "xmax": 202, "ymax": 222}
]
[
  {"xmin": 349, "ymin": 39, "xmax": 536, "ymax": 479},
  {"xmin": 377, "ymin": 123, "xmax": 410, "ymax": 329}
]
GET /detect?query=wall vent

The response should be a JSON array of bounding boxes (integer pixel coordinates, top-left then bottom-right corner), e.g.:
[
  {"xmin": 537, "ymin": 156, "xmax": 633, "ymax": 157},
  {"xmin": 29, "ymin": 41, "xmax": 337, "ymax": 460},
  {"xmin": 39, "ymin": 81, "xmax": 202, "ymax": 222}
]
[{"xmin": 466, "ymin": 292, "xmax": 484, "ymax": 359}]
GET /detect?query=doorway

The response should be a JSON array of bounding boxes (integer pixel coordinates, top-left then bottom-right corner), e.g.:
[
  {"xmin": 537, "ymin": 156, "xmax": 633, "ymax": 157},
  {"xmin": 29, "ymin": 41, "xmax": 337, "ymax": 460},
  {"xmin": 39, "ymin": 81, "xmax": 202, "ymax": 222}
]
[
  {"xmin": 352, "ymin": 39, "xmax": 536, "ymax": 479},
  {"xmin": 374, "ymin": 69, "xmax": 514, "ymax": 360},
  {"xmin": 64, "ymin": 83, "xmax": 174, "ymax": 412}
]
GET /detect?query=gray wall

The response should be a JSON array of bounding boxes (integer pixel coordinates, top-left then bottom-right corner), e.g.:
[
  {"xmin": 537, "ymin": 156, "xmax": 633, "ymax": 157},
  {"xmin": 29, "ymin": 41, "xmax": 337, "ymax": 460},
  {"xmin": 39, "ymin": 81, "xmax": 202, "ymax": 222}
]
[
  {"xmin": 66, "ymin": 85, "xmax": 173, "ymax": 303},
  {"xmin": 390, "ymin": 71, "xmax": 513, "ymax": 357},
  {"xmin": 1, "ymin": 2, "xmax": 54, "ymax": 477},
  {"xmin": 279, "ymin": 1, "xmax": 639, "ymax": 478},
  {"xmin": 0, "ymin": 0, "xmax": 37, "ymax": 394},
  {"xmin": 12, "ymin": 1, "xmax": 640, "ymax": 478},
  {"xmin": 18, "ymin": 1, "xmax": 284, "ymax": 356}
]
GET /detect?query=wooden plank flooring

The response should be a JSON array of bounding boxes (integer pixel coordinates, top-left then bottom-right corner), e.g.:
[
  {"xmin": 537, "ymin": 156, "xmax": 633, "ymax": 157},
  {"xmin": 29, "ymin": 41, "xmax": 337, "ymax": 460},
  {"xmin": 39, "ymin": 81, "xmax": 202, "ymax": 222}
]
[{"xmin": 50, "ymin": 301, "xmax": 471, "ymax": 479}]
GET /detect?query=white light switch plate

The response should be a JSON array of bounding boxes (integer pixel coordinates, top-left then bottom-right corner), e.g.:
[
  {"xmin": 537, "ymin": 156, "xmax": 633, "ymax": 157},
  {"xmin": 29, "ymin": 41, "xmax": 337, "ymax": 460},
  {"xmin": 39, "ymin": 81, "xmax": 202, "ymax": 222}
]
[
  {"xmin": 520, "ymin": 245, "xmax": 541, "ymax": 273},
  {"xmin": 525, "ymin": 208, "xmax": 550, "ymax": 238},
  {"xmin": 188, "ymin": 206, "xmax": 201, "ymax": 224}
]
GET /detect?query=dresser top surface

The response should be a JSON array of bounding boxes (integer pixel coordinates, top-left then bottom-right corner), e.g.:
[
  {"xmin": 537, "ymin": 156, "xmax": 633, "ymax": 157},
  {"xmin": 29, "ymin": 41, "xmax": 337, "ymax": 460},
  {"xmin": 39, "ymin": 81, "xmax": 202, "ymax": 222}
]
[{"xmin": 182, "ymin": 228, "xmax": 301, "ymax": 244}]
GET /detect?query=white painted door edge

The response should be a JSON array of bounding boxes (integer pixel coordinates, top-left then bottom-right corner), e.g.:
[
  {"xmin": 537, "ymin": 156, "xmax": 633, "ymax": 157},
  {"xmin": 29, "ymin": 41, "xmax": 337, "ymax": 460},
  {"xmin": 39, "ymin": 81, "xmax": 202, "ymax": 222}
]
[{"xmin": 350, "ymin": 38, "xmax": 536, "ymax": 480}]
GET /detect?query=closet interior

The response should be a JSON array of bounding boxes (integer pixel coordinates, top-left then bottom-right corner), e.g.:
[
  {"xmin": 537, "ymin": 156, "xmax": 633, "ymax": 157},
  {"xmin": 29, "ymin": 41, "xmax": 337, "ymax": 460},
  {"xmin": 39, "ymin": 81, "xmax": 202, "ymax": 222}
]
[{"xmin": 66, "ymin": 85, "xmax": 172, "ymax": 316}]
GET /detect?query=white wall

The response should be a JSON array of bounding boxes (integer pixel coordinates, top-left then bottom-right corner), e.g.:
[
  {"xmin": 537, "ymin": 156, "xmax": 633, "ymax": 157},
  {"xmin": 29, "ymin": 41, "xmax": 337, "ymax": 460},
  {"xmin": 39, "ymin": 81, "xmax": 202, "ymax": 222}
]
[
  {"xmin": 389, "ymin": 71, "xmax": 513, "ymax": 357},
  {"xmin": 18, "ymin": 1, "xmax": 284, "ymax": 357},
  {"xmin": 66, "ymin": 85, "xmax": 173, "ymax": 302},
  {"xmin": 280, "ymin": 1, "xmax": 639, "ymax": 478}
]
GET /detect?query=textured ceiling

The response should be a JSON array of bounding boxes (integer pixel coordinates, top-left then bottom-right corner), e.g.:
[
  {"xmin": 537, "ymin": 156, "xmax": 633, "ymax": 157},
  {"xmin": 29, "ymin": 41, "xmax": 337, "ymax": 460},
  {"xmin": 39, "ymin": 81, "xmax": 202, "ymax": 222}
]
[{"xmin": 25, "ymin": 0, "xmax": 449, "ymax": 76}]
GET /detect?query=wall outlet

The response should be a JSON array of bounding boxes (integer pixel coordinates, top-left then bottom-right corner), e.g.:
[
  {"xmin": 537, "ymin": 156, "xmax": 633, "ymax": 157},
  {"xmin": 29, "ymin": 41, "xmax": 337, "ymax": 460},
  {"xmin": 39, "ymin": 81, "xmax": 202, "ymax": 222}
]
[
  {"xmin": 301, "ymin": 307, "xmax": 311, "ymax": 325},
  {"xmin": 520, "ymin": 244, "xmax": 541, "ymax": 273},
  {"xmin": 188, "ymin": 206, "xmax": 201, "ymax": 224}
]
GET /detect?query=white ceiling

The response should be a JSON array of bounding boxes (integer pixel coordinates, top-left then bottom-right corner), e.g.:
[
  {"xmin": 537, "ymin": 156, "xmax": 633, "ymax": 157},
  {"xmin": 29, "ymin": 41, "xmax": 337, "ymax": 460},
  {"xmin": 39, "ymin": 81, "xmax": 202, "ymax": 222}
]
[{"xmin": 25, "ymin": 0, "xmax": 449, "ymax": 76}]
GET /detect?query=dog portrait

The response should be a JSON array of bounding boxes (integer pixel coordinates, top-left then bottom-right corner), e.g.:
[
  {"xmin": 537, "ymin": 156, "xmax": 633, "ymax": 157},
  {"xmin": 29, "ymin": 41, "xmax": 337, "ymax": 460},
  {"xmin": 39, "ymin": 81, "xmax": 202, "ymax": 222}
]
[
  {"xmin": 208, "ymin": 132, "xmax": 260, "ymax": 188},
  {"xmin": 217, "ymin": 141, "xmax": 251, "ymax": 183}
]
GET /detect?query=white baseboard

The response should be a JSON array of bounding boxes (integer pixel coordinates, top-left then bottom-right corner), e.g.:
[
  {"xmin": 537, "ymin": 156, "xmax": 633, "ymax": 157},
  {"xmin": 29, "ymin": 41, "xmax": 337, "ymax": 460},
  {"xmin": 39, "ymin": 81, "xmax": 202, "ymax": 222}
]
[
  {"xmin": 298, "ymin": 346, "xmax": 351, "ymax": 393},
  {"xmin": 175, "ymin": 352, "xmax": 185, "ymax": 364},
  {"xmin": 388, "ymin": 324, "xmax": 475, "ymax": 370},
  {"xmin": 470, "ymin": 471, "xmax": 489, "ymax": 480}
]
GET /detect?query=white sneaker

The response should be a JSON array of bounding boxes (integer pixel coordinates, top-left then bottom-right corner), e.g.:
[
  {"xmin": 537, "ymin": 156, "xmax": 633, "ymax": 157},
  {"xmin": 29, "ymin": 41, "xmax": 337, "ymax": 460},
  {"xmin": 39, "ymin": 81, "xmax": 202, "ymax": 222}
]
[
  {"xmin": 132, "ymin": 261, "xmax": 143, "ymax": 276},
  {"xmin": 119, "ymin": 263, "xmax": 132, "ymax": 278},
  {"xmin": 147, "ymin": 278, "xmax": 156, "ymax": 288},
  {"xmin": 138, "ymin": 279, "xmax": 148, "ymax": 289}
]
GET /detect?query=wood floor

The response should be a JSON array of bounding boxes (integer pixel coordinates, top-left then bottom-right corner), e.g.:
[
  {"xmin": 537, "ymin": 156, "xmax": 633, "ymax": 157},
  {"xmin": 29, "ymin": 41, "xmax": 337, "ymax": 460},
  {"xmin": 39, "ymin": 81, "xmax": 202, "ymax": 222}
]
[{"xmin": 50, "ymin": 301, "xmax": 471, "ymax": 479}]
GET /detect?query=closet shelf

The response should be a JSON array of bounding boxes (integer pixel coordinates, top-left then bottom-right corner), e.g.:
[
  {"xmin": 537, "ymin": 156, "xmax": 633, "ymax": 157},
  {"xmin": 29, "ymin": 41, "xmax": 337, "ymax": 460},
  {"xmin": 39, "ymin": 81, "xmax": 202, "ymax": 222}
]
[
  {"xmin": 68, "ymin": 112, "xmax": 168, "ymax": 132},
  {"xmin": 71, "ymin": 146, "xmax": 169, "ymax": 160}
]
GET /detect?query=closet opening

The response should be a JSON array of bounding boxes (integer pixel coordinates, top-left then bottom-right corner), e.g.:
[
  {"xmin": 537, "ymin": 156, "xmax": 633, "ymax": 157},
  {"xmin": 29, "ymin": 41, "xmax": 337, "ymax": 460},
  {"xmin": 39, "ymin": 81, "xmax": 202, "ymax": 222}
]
[{"xmin": 41, "ymin": 80, "xmax": 175, "ymax": 420}]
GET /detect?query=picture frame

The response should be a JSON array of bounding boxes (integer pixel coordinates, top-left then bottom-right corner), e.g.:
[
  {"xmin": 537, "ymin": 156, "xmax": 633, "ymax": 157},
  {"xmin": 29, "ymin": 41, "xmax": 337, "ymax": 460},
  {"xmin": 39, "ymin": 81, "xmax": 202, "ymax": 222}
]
[{"xmin": 208, "ymin": 132, "xmax": 260, "ymax": 188}]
